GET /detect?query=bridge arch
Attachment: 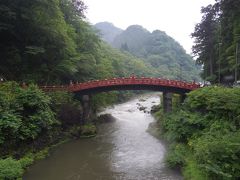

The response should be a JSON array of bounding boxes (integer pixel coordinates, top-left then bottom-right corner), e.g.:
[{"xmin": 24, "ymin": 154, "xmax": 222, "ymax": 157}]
[
  {"xmin": 40, "ymin": 77, "xmax": 200, "ymax": 121},
  {"xmin": 40, "ymin": 77, "xmax": 199, "ymax": 95}
]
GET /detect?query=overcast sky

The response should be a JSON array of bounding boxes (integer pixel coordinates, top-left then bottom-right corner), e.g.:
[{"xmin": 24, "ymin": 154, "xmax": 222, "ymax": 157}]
[{"xmin": 84, "ymin": 0, "xmax": 215, "ymax": 54}]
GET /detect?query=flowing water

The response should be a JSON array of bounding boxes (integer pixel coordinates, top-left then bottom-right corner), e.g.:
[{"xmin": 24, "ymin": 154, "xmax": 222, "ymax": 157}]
[{"xmin": 24, "ymin": 93, "xmax": 182, "ymax": 180}]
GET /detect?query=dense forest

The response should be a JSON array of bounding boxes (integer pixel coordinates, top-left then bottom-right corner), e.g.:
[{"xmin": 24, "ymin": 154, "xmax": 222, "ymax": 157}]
[
  {"xmin": 191, "ymin": 0, "xmax": 240, "ymax": 84},
  {"xmin": 95, "ymin": 22, "xmax": 201, "ymax": 81},
  {"xmin": 0, "ymin": 0, "xmax": 150, "ymax": 84}
]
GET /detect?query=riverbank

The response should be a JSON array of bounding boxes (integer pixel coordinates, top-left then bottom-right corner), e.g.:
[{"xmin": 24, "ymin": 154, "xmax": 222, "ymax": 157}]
[
  {"xmin": 0, "ymin": 123, "xmax": 98, "ymax": 180},
  {"xmin": 0, "ymin": 82, "xmax": 150, "ymax": 179},
  {"xmin": 153, "ymin": 86, "xmax": 240, "ymax": 180},
  {"xmin": 0, "ymin": 82, "xmax": 99, "ymax": 179}
]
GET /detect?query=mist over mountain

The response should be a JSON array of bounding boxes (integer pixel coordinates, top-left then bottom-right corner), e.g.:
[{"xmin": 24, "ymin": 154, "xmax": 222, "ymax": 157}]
[
  {"xmin": 95, "ymin": 22, "xmax": 123, "ymax": 44},
  {"xmin": 95, "ymin": 22, "xmax": 200, "ymax": 81}
]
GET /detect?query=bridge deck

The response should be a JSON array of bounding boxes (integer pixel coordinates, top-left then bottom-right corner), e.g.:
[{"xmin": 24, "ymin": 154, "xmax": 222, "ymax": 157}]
[{"xmin": 39, "ymin": 77, "xmax": 200, "ymax": 94}]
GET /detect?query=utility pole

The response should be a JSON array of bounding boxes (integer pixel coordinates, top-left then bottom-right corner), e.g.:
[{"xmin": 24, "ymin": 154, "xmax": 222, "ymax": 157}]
[
  {"xmin": 218, "ymin": 42, "xmax": 222, "ymax": 84},
  {"xmin": 218, "ymin": 24, "xmax": 222, "ymax": 84},
  {"xmin": 235, "ymin": 42, "xmax": 239, "ymax": 83}
]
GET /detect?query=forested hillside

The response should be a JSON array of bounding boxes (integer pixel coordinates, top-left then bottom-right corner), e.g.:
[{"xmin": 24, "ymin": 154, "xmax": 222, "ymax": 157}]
[
  {"xmin": 95, "ymin": 23, "xmax": 201, "ymax": 81},
  {"xmin": 0, "ymin": 0, "xmax": 148, "ymax": 85},
  {"xmin": 192, "ymin": 0, "xmax": 240, "ymax": 84}
]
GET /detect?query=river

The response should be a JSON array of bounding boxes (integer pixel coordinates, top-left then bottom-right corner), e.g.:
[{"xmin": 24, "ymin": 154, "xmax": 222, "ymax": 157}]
[{"xmin": 24, "ymin": 93, "xmax": 182, "ymax": 180}]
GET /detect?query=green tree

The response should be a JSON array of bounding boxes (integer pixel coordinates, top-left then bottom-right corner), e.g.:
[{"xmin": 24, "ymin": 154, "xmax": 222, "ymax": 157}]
[
  {"xmin": 192, "ymin": 0, "xmax": 240, "ymax": 84},
  {"xmin": 0, "ymin": 82, "xmax": 58, "ymax": 150},
  {"xmin": 219, "ymin": 0, "xmax": 240, "ymax": 83},
  {"xmin": 0, "ymin": 0, "xmax": 79, "ymax": 83},
  {"xmin": 192, "ymin": 4, "xmax": 220, "ymax": 83}
]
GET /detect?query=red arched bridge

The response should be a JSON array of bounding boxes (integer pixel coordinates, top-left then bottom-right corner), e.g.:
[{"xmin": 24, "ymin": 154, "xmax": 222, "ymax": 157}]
[
  {"xmin": 38, "ymin": 77, "xmax": 200, "ymax": 118},
  {"xmin": 39, "ymin": 76, "xmax": 200, "ymax": 95}
]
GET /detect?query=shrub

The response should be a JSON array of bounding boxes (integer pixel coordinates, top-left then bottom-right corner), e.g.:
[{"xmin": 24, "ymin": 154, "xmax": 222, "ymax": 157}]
[
  {"xmin": 183, "ymin": 156, "xmax": 208, "ymax": 180},
  {"xmin": 156, "ymin": 87, "xmax": 240, "ymax": 179},
  {"xmin": 166, "ymin": 143, "xmax": 188, "ymax": 167},
  {"xmin": 0, "ymin": 158, "xmax": 23, "ymax": 179},
  {"xmin": 162, "ymin": 110, "xmax": 207, "ymax": 142},
  {"xmin": 0, "ymin": 82, "xmax": 58, "ymax": 152},
  {"xmin": 192, "ymin": 131, "xmax": 240, "ymax": 179},
  {"xmin": 80, "ymin": 124, "xmax": 97, "ymax": 137}
]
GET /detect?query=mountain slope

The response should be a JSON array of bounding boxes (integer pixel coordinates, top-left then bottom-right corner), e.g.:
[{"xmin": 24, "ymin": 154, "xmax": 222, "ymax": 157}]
[
  {"xmin": 95, "ymin": 22, "xmax": 200, "ymax": 81},
  {"xmin": 95, "ymin": 22, "xmax": 123, "ymax": 44}
]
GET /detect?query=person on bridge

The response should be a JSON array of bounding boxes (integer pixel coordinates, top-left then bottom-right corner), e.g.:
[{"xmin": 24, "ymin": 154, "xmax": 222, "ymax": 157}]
[{"xmin": 130, "ymin": 73, "xmax": 136, "ymax": 79}]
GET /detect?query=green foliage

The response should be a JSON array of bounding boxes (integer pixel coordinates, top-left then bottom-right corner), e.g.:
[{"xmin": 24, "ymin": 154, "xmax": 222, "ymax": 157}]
[
  {"xmin": 192, "ymin": 0, "xmax": 240, "ymax": 84},
  {"xmin": 16, "ymin": 85, "xmax": 57, "ymax": 139},
  {"xmin": 183, "ymin": 156, "xmax": 208, "ymax": 180},
  {"xmin": 80, "ymin": 124, "xmax": 97, "ymax": 137},
  {"xmin": 0, "ymin": 82, "xmax": 58, "ymax": 153},
  {"xmin": 0, "ymin": 148, "xmax": 50, "ymax": 179},
  {"xmin": 172, "ymin": 94, "xmax": 181, "ymax": 111},
  {"xmin": 186, "ymin": 86, "xmax": 240, "ymax": 125},
  {"xmin": 0, "ymin": 0, "xmax": 82, "ymax": 83},
  {"xmin": 192, "ymin": 131, "xmax": 240, "ymax": 179},
  {"xmin": 191, "ymin": 4, "xmax": 219, "ymax": 83},
  {"xmin": 18, "ymin": 154, "xmax": 34, "ymax": 168},
  {"xmin": 162, "ymin": 110, "xmax": 206, "ymax": 142},
  {"xmin": 91, "ymin": 92, "xmax": 118, "ymax": 111},
  {"xmin": 33, "ymin": 148, "xmax": 50, "ymax": 161},
  {"xmin": 98, "ymin": 24, "xmax": 200, "ymax": 81},
  {"xmin": 48, "ymin": 91, "xmax": 82, "ymax": 127},
  {"xmin": 0, "ymin": 157, "xmax": 24, "ymax": 180},
  {"xmin": 166, "ymin": 143, "xmax": 188, "ymax": 167},
  {"xmin": 48, "ymin": 91, "xmax": 81, "ymax": 113},
  {"xmin": 156, "ymin": 87, "xmax": 240, "ymax": 179}
]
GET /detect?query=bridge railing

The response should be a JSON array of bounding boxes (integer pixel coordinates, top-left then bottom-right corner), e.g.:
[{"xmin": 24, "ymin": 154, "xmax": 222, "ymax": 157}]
[
  {"xmin": 69, "ymin": 77, "xmax": 200, "ymax": 91},
  {"xmin": 39, "ymin": 85, "xmax": 69, "ymax": 92},
  {"xmin": 39, "ymin": 77, "xmax": 200, "ymax": 92}
]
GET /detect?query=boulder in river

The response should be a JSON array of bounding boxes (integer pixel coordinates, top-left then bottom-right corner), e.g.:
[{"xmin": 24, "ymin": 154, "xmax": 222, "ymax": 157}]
[
  {"xmin": 97, "ymin": 114, "xmax": 116, "ymax": 123},
  {"xmin": 139, "ymin": 106, "xmax": 147, "ymax": 111},
  {"xmin": 150, "ymin": 104, "xmax": 161, "ymax": 113}
]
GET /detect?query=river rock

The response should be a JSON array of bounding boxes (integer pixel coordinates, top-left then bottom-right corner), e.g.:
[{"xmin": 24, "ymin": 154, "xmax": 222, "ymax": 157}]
[
  {"xmin": 139, "ymin": 106, "xmax": 147, "ymax": 111},
  {"xmin": 97, "ymin": 114, "xmax": 116, "ymax": 123},
  {"xmin": 150, "ymin": 104, "xmax": 161, "ymax": 113}
]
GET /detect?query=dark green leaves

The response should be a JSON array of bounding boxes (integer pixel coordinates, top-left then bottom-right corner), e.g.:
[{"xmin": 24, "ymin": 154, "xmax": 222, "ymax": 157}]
[{"xmin": 0, "ymin": 82, "xmax": 58, "ymax": 147}]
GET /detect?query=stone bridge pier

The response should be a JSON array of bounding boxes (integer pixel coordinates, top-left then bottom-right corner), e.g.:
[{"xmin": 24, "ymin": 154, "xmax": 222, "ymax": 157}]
[
  {"xmin": 162, "ymin": 92, "xmax": 186, "ymax": 113},
  {"xmin": 81, "ymin": 95, "xmax": 92, "ymax": 124},
  {"xmin": 163, "ymin": 92, "xmax": 172, "ymax": 113}
]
